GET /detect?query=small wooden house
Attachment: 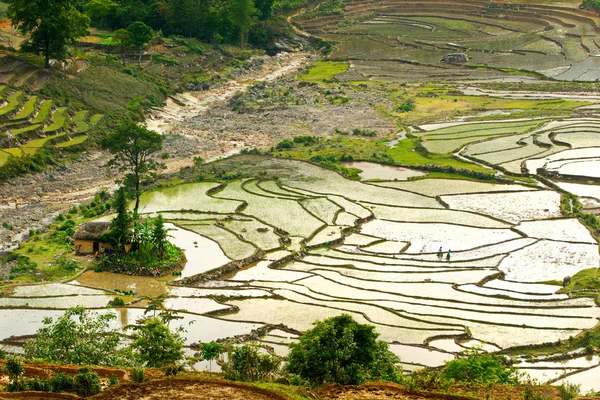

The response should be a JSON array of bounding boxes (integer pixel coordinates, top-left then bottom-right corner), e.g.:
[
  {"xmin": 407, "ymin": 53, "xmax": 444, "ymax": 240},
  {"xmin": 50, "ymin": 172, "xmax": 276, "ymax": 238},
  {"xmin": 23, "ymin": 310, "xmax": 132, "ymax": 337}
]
[{"xmin": 73, "ymin": 221, "xmax": 112, "ymax": 255}]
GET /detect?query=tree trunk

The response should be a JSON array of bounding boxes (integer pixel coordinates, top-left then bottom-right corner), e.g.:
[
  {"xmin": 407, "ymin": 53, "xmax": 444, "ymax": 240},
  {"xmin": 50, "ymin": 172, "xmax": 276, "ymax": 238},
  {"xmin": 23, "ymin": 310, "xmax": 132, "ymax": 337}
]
[
  {"xmin": 121, "ymin": 46, "xmax": 126, "ymax": 65},
  {"xmin": 134, "ymin": 173, "xmax": 140, "ymax": 216},
  {"xmin": 138, "ymin": 46, "xmax": 143, "ymax": 69}
]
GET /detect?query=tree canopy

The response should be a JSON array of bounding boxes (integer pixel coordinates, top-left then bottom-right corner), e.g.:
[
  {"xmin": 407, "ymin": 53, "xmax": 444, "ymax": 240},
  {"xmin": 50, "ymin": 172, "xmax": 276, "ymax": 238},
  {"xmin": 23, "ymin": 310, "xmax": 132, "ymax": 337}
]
[
  {"xmin": 100, "ymin": 121, "xmax": 163, "ymax": 216},
  {"xmin": 23, "ymin": 307, "xmax": 126, "ymax": 366},
  {"xmin": 129, "ymin": 317, "xmax": 185, "ymax": 368},
  {"xmin": 8, "ymin": 0, "xmax": 90, "ymax": 68},
  {"xmin": 286, "ymin": 314, "xmax": 401, "ymax": 386}
]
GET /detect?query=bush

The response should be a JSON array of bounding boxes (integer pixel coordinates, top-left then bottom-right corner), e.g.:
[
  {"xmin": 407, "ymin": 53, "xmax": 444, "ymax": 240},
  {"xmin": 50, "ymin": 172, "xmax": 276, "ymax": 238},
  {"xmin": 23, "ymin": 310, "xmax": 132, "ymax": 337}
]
[
  {"xmin": 442, "ymin": 349, "xmax": 521, "ymax": 385},
  {"xmin": 396, "ymin": 98, "xmax": 415, "ymax": 113},
  {"xmin": 276, "ymin": 139, "xmax": 294, "ymax": 150},
  {"xmin": 74, "ymin": 368, "xmax": 101, "ymax": 397},
  {"xmin": 50, "ymin": 373, "xmax": 76, "ymax": 392},
  {"xmin": 5, "ymin": 355, "xmax": 23, "ymax": 380},
  {"xmin": 129, "ymin": 317, "xmax": 185, "ymax": 368},
  {"xmin": 109, "ymin": 297, "xmax": 125, "ymax": 307},
  {"xmin": 558, "ymin": 383, "xmax": 580, "ymax": 400},
  {"xmin": 221, "ymin": 345, "xmax": 281, "ymax": 382},
  {"xmin": 162, "ymin": 363, "xmax": 184, "ymax": 376},
  {"xmin": 131, "ymin": 367, "xmax": 148, "ymax": 384},
  {"xmin": 286, "ymin": 314, "xmax": 400, "ymax": 386}
]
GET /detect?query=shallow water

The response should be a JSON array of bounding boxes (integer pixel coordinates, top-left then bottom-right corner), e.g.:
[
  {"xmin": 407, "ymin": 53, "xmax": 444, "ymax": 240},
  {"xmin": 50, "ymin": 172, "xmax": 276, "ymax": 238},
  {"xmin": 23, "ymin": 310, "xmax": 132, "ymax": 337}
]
[
  {"xmin": 342, "ymin": 161, "xmax": 426, "ymax": 181},
  {"xmin": 168, "ymin": 224, "xmax": 231, "ymax": 279}
]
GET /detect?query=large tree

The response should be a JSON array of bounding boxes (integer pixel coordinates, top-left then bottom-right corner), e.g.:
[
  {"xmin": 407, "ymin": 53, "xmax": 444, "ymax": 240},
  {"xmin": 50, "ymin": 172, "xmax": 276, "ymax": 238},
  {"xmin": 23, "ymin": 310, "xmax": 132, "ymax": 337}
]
[
  {"xmin": 127, "ymin": 21, "xmax": 154, "ymax": 68},
  {"xmin": 286, "ymin": 314, "xmax": 401, "ymax": 385},
  {"xmin": 8, "ymin": 0, "xmax": 90, "ymax": 68},
  {"xmin": 100, "ymin": 121, "xmax": 163, "ymax": 216},
  {"xmin": 229, "ymin": 0, "xmax": 257, "ymax": 47}
]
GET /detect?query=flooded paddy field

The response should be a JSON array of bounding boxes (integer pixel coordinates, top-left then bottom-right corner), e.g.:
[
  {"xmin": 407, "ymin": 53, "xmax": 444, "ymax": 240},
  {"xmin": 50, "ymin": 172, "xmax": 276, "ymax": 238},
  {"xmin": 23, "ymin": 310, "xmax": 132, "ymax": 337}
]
[
  {"xmin": 293, "ymin": 0, "xmax": 600, "ymax": 82},
  {"xmin": 2, "ymin": 155, "xmax": 599, "ymax": 389}
]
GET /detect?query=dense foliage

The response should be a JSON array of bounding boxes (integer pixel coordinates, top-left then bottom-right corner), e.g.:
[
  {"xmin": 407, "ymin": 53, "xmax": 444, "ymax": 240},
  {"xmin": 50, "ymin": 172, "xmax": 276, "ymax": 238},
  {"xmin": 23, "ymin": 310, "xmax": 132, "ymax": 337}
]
[
  {"xmin": 221, "ymin": 345, "xmax": 281, "ymax": 382},
  {"xmin": 23, "ymin": 307, "xmax": 127, "ymax": 366},
  {"xmin": 83, "ymin": 0, "xmax": 295, "ymax": 48},
  {"xmin": 441, "ymin": 349, "xmax": 521, "ymax": 385},
  {"xmin": 8, "ymin": 0, "xmax": 90, "ymax": 67},
  {"xmin": 286, "ymin": 314, "xmax": 401, "ymax": 386},
  {"xmin": 129, "ymin": 317, "xmax": 185, "ymax": 368}
]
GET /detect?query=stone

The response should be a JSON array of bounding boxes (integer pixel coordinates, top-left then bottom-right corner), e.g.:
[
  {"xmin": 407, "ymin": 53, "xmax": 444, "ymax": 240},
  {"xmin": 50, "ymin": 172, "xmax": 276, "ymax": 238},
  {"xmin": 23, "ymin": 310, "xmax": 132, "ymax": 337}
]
[{"xmin": 441, "ymin": 53, "xmax": 469, "ymax": 63}]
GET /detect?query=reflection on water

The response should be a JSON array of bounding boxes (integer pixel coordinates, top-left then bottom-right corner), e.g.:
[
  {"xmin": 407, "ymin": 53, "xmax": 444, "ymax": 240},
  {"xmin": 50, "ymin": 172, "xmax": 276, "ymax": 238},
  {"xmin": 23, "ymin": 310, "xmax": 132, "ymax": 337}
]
[
  {"xmin": 168, "ymin": 224, "xmax": 231, "ymax": 279},
  {"xmin": 342, "ymin": 161, "xmax": 426, "ymax": 181}
]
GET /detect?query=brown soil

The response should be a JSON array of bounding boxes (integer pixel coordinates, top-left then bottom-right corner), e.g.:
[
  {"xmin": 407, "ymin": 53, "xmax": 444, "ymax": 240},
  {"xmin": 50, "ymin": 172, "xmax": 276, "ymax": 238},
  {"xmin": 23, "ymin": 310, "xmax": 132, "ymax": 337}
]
[
  {"xmin": 90, "ymin": 378, "xmax": 292, "ymax": 400},
  {"xmin": 319, "ymin": 383, "xmax": 475, "ymax": 400},
  {"xmin": 0, "ymin": 393, "xmax": 79, "ymax": 399}
]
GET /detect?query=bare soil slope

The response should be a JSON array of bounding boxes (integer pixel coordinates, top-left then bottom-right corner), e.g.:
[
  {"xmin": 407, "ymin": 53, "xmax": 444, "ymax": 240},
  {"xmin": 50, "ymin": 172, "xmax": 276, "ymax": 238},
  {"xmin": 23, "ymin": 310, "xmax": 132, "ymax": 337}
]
[{"xmin": 90, "ymin": 378, "xmax": 293, "ymax": 400}]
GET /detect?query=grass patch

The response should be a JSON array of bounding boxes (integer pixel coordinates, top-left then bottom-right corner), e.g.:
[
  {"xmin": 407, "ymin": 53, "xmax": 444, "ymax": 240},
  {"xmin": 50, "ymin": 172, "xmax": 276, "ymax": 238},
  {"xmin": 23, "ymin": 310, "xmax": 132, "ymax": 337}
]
[
  {"xmin": 249, "ymin": 382, "xmax": 314, "ymax": 400},
  {"xmin": 12, "ymin": 123, "xmax": 41, "ymax": 136},
  {"xmin": 561, "ymin": 268, "xmax": 600, "ymax": 302},
  {"xmin": 21, "ymin": 133, "xmax": 67, "ymax": 155},
  {"xmin": 0, "ymin": 91, "xmax": 24, "ymax": 119},
  {"xmin": 89, "ymin": 114, "xmax": 105, "ymax": 126},
  {"xmin": 43, "ymin": 107, "xmax": 69, "ymax": 134},
  {"xmin": 0, "ymin": 150, "xmax": 12, "ymax": 167},
  {"xmin": 11, "ymin": 96, "xmax": 38, "ymax": 121},
  {"xmin": 56, "ymin": 135, "xmax": 89, "ymax": 148},
  {"xmin": 73, "ymin": 110, "xmax": 90, "ymax": 133},
  {"xmin": 299, "ymin": 61, "xmax": 349, "ymax": 82},
  {"xmin": 31, "ymin": 100, "xmax": 53, "ymax": 124}
]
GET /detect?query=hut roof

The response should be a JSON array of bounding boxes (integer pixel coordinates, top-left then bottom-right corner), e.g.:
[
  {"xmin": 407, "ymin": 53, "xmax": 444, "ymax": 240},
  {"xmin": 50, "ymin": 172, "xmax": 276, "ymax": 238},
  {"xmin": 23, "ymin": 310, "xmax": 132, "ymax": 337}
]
[{"xmin": 73, "ymin": 221, "xmax": 111, "ymax": 241}]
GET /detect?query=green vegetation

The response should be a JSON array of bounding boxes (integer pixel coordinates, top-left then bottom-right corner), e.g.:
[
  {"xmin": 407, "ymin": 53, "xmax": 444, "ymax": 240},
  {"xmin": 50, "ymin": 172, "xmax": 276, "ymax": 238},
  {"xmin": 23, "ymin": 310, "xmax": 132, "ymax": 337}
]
[
  {"xmin": 222, "ymin": 345, "xmax": 281, "ymax": 382},
  {"xmin": 43, "ymin": 107, "xmax": 69, "ymax": 134},
  {"xmin": 0, "ymin": 91, "xmax": 24, "ymax": 119},
  {"xmin": 24, "ymin": 307, "xmax": 126, "ymax": 366},
  {"xmin": 72, "ymin": 110, "xmax": 90, "ymax": 133},
  {"xmin": 299, "ymin": 61, "xmax": 349, "ymax": 82},
  {"xmin": 101, "ymin": 121, "xmax": 164, "ymax": 214},
  {"xmin": 8, "ymin": 0, "xmax": 90, "ymax": 67},
  {"xmin": 442, "ymin": 349, "xmax": 521, "ymax": 384},
  {"xmin": 129, "ymin": 317, "xmax": 185, "ymax": 368},
  {"xmin": 287, "ymin": 314, "xmax": 400, "ymax": 385},
  {"xmin": 11, "ymin": 96, "xmax": 38, "ymax": 121},
  {"xmin": 30, "ymin": 100, "xmax": 53, "ymax": 124}
]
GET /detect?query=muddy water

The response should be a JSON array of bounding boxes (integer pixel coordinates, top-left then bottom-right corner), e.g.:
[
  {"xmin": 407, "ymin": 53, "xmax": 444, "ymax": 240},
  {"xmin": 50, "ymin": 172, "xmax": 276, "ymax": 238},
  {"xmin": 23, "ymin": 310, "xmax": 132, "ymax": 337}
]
[{"xmin": 342, "ymin": 161, "xmax": 426, "ymax": 181}]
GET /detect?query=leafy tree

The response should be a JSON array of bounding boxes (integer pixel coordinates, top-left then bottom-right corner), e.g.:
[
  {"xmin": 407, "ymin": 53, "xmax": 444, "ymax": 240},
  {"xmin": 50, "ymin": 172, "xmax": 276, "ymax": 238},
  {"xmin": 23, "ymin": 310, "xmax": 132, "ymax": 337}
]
[
  {"xmin": 200, "ymin": 342, "xmax": 223, "ymax": 373},
  {"xmin": 113, "ymin": 28, "xmax": 131, "ymax": 65},
  {"xmin": 222, "ymin": 345, "xmax": 280, "ymax": 381},
  {"xmin": 74, "ymin": 368, "xmax": 102, "ymax": 397},
  {"xmin": 127, "ymin": 21, "xmax": 154, "ymax": 68},
  {"xmin": 286, "ymin": 314, "xmax": 401, "ymax": 385},
  {"xmin": 8, "ymin": 0, "xmax": 90, "ymax": 68},
  {"xmin": 442, "ymin": 348, "xmax": 521, "ymax": 385},
  {"xmin": 100, "ymin": 121, "xmax": 164, "ymax": 216},
  {"xmin": 229, "ymin": 0, "xmax": 258, "ymax": 47},
  {"xmin": 23, "ymin": 306, "xmax": 128, "ymax": 366},
  {"xmin": 4, "ymin": 356, "xmax": 23, "ymax": 381},
  {"xmin": 152, "ymin": 214, "xmax": 168, "ymax": 257},
  {"xmin": 129, "ymin": 317, "xmax": 185, "ymax": 368},
  {"xmin": 84, "ymin": 0, "xmax": 118, "ymax": 28},
  {"xmin": 105, "ymin": 186, "xmax": 132, "ymax": 253},
  {"xmin": 254, "ymin": 0, "xmax": 275, "ymax": 19}
]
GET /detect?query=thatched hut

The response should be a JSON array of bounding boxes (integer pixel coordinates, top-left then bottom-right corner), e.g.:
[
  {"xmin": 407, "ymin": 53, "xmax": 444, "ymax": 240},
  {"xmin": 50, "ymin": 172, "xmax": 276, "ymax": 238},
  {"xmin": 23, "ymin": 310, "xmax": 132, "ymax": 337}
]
[{"xmin": 73, "ymin": 221, "xmax": 112, "ymax": 255}]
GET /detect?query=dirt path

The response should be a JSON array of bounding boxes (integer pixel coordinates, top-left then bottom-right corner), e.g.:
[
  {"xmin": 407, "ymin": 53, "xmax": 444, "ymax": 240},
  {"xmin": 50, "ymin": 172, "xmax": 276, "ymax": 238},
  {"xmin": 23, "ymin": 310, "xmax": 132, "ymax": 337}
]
[
  {"xmin": 0, "ymin": 51, "xmax": 313, "ymax": 252},
  {"xmin": 146, "ymin": 51, "xmax": 312, "ymax": 135}
]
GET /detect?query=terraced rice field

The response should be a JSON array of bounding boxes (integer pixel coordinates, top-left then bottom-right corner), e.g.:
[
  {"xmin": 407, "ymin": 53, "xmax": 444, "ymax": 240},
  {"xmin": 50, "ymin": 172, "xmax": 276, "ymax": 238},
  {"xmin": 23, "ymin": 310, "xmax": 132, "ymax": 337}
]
[
  {"xmin": 0, "ymin": 89, "xmax": 104, "ymax": 167},
  {"xmin": 293, "ymin": 0, "xmax": 600, "ymax": 81},
  {"xmin": 2, "ymin": 155, "xmax": 598, "ymax": 389}
]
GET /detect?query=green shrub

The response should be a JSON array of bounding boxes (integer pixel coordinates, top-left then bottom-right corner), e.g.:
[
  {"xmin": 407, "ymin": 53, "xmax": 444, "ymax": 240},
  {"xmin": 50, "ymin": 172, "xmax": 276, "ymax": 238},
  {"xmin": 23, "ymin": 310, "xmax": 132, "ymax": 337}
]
[
  {"xmin": 74, "ymin": 368, "xmax": 101, "ymax": 397},
  {"xmin": 222, "ymin": 345, "xmax": 281, "ymax": 382},
  {"xmin": 558, "ymin": 383, "xmax": 580, "ymax": 400},
  {"xmin": 162, "ymin": 363, "xmax": 184, "ymax": 376},
  {"xmin": 5, "ymin": 355, "xmax": 23, "ymax": 380},
  {"xmin": 108, "ymin": 375, "xmax": 119, "ymax": 386},
  {"xmin": 276, "ymin": 139, "xmax": 294, "ymax": 150},
  {"xmin": 109, "ymin": 297, "xmax": 125, "ymax": 307},
  {"xmin": 131, "ymin": 367, "xmax": 148, "ymax": 384},
  {"xmin": 286, "ymin": 314, "xmax": 400, "ymax": 386},
  {"xmin": 442, "ymin": 349, "xmax": 521, "ymax": 385},
  {"xmin": 396, "ymin": 98, "xmax": 415, "ymax": 113},
  {"xmin": 50, "ymin": 373, "xmax": 76, "ymax": 392},
  {"xmin": 0, "ymin": 347, "xmax": 5, "ymax": 359}
]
